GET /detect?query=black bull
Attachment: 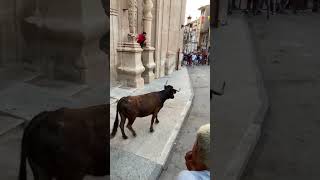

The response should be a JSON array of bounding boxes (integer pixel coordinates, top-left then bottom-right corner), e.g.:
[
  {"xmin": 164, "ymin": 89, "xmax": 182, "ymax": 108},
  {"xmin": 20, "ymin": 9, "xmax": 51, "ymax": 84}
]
[
  {"xmin": 110, "ymin": 85, "xmax": 179, "ymax": 139},
  {"xmin": 18, "ymin": 104, "xmax": 109, "ymax": 180}
]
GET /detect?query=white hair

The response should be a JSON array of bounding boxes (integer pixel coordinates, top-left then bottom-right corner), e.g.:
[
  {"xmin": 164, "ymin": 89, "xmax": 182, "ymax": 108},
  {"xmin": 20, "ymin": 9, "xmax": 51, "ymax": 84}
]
[{"xmin": 196, "ymin": 124, "xmax": 210, "ymax": 167}]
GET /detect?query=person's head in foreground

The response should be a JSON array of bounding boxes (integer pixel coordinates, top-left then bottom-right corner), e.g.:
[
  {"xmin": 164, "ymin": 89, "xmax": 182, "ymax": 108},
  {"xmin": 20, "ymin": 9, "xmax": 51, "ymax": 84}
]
[{"xmin": 177, "ymin": 124, "xmax": 210, "ymax": 180}]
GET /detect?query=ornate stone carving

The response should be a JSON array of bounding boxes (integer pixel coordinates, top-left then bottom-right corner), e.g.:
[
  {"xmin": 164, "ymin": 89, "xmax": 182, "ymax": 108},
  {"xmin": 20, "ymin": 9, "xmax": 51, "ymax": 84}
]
[
  {"xmin": 128, "ymin": 0, "xmax": 137, "ymax": 40},
  {"xmin": 22, "ymin": 0, "xmax": 107, "ymax": 84},
  {"xmin": 141, "ymin": 0, "xmax": 155, "ymax": 83}
]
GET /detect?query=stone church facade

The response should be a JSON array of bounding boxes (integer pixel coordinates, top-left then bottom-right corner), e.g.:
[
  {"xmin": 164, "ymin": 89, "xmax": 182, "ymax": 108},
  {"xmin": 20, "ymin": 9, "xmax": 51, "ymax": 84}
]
[
  {"xmin": 110, "ymin": 0, "xmax": 187, "ymax": 88},
  {"xmin": 0, "ymin": 0, "xmax": 109, "ymax": 86}
]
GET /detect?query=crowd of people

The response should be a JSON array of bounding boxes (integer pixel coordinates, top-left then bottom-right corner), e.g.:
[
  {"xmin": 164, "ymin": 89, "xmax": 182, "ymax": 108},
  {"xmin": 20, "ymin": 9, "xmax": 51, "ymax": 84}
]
[
  {"xmin": 183, "ymin": 51, "xmax": 210, "ymax": 67},
  {"xmin": 229, "ymin": 0, "xmax": 320, "ymax": 15},
  {"xmin": 215, "ymin": 0, "xmax": 320, "ymax": 27}
]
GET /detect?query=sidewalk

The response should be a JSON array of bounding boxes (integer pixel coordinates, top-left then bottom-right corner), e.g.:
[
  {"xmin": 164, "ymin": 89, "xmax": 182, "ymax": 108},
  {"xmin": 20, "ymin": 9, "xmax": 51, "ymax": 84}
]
[
  {"xmin": 212, "ymin": 13, "xmax": 268, "ymax": 180},
  {"xmin": 110, "ymin": 67, "xmax": 194, "ymax": 180}
]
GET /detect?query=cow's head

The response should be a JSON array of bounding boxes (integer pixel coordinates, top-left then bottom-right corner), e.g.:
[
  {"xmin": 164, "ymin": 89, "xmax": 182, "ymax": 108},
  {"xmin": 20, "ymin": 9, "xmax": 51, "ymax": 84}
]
[{"xmin": 164, "ymin": 85, "xmax": 179, "ymax": 99}]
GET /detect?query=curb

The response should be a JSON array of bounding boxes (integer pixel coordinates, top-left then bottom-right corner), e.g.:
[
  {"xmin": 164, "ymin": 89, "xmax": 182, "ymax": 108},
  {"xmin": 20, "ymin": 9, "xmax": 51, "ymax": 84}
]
[
  {"xmin": 156, "ymin": 67, "xmax": 195, "ymax": 179},
  {"xmin": 223, "ymin": 15, "xmax": 270, "ymax": 180}
]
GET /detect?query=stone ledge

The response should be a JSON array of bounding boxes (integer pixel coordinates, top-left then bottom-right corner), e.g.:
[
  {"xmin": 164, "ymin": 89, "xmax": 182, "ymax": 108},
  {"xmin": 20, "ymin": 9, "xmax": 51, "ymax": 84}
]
[{"xmin": 24, "ymin": 17, "xmax": 106, "ymax": 41}]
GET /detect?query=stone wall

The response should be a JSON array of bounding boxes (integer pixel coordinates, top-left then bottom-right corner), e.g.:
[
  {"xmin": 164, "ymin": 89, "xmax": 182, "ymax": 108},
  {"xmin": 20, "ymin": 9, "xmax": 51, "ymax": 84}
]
[
  {"xmin": 110, "ymin": 0, "xmax": 187, "ymax": 87},
  {"xmin": 1, "ymin": 0, "xmax": 109, "ymax": 86}
]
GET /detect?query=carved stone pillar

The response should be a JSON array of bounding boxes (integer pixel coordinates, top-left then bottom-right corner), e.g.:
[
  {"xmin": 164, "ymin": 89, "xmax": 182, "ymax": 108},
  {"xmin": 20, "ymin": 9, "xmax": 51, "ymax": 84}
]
[
  {"xmin": 117, "ymin": 42, "xmax": 145, "ymax": 88},
  {"xmin": 21, "ymin": 0, "xmax": 108, "ymax": 85},
  {"xmin": 116, "ymin": 6, "xmax": 145, "ymax": 88},
  {"xmin": 128, "ymin": 0, "xmax": 137, "ymax": 42},
  {"xmin": 141, "ymin": 0, "xmax": 156, "ymax": 83}
]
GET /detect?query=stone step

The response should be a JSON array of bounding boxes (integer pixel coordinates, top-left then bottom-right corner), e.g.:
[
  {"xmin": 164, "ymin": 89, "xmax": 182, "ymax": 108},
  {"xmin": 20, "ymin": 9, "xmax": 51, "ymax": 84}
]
[
  {"xmin": 0, "ymin": 113, "xmax": 25, "ymax": 138},
  {"xmin": 25, "ymin": 76, "xmax": 88, "ymax": 97},
  {"xmin": 0, "ymin": 83, "xmax": 81, "ymax": 121},
  {"xmin": 0, "ymin": 65, "xmax": 40, "ymax": 91}
]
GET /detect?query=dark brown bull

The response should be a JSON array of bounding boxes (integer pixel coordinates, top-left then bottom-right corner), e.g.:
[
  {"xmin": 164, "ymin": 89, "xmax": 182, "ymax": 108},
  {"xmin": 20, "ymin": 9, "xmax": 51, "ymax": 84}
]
[
  {"xmin": 18, "ymin": 104, "xmax": 109, "ymax": 180},
  {"xmin": 110, "ymin": 84, "xmax": 179, "ymax": 139}
]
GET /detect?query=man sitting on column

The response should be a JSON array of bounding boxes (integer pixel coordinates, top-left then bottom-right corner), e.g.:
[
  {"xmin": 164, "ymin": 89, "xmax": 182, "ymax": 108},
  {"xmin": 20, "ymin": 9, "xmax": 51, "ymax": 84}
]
[{"xmin": 136, "ymin": 32, "xmax": 147, "ymax": 48}]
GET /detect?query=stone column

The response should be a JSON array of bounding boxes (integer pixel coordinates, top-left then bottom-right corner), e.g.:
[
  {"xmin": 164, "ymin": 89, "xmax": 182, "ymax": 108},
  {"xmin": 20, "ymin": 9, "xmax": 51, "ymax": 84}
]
[
  {"xmin": 110, "ymin": 0, "xmax": 119, "ymax": 86},
  {"xmin": 141, "ymin": 0, "xmax": 156, "ymax": 84},
  {"xmin": 116, "ymin": 2, "xmax": 145, "ymax": 88},
  {"xmin": 128, "ymin": 0, "xmax": 137, "ymax": 40},
  {"xmin": 22, "ymin": 0, "xmax": 108, "ymax": 85},
  {"xmin": 117, "ymin": 42, "xmax": 145, "ymax": 88}
]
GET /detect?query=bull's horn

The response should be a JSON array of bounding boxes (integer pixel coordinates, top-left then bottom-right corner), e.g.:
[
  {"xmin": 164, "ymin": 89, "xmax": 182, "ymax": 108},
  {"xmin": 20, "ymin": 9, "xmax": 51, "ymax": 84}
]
[
  {"xmin": 165, "ymin": 80, "xmax": 168, "ymax": 85},
  {"xmin": 176, "ymin": 88, "xmax": 181, "ymax": 92}
]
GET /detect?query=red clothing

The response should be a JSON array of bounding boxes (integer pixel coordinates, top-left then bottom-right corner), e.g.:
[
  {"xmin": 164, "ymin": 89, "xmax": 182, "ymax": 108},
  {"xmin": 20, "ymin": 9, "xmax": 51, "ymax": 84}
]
[{"xmin": 137, "ymin": 34, "xmax": 146, "ymax": 44}]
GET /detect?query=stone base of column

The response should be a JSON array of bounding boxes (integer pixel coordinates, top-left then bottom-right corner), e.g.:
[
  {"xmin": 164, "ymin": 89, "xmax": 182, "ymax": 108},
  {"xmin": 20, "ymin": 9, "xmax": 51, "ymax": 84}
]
[
  {"xmin": 117, "ymin": 42, "xmax": 145, "ymax": 88},
  {"xmin": 21, "ymin": 0, "xmax": 108, "ymax": 85},
  {"xmin": 142, "ymin": 46, "xmax": 156, "ymax": 84}
]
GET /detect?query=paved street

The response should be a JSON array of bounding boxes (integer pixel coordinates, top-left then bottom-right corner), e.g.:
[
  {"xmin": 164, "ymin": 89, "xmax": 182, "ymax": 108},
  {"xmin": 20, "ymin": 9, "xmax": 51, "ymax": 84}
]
[
  {"xmin": 159, "ymin": 65, "xmax": 210, "ymax": 180},
  {"xmin": 242, "ymin": 12, "xmax": 320, "ymax": 180},
  {"xmin": 212, "ymin": 14, "xmax": 267, "ymax": 180}
]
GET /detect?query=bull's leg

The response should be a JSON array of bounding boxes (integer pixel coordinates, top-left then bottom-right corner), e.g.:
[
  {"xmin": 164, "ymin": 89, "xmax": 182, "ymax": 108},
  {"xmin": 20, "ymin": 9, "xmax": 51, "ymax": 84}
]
[
  {"xmin": 127, "ymin": 118, "xmax": 137, "ymax": 137},
  {"xmin": 150, "ymin": 114, "xmax": 156, "ymax": 132},
  {"xmin": 120, "ymin": 113, "xmax": 128, "ymax": 139},
  {"xmin": 155, "ymin": 114, "xmax": 159, "ymax": 124}
]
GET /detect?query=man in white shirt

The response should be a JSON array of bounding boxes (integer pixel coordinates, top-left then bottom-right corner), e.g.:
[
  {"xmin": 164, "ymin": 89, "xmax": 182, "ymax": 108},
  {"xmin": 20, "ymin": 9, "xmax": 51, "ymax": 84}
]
[
  {"xmin": 177, "ymin": 124, "xmax": 210, "ymax": 180},
  {"xmin": 192, "ymin": 54, "xmax": 197, "ymax": 66}
]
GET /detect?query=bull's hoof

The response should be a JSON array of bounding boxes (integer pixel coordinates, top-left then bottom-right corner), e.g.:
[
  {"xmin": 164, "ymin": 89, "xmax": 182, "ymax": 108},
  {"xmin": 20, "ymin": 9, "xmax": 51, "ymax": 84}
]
[
  {"xmin": 122, "ymin": 135, "xmax": 128, "ymax": 139},
  {"xmin": 150, "ymin": 128, "xmax": 154, "ymax": 133},
  {"xmin": 155, "ymin": 120, "xmax": 159, "ymax": 124},
  {"xmin": 132, "ymin": 132, "xmax": 137, "ymax": 137}
]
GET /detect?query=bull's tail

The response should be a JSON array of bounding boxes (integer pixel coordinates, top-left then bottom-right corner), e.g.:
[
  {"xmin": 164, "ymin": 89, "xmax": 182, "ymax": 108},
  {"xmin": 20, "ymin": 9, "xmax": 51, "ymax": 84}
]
[
  {"xmin": 18, "ymin": 111, "xmax": 48, "ymax": 180},
  {"xmin": 18, "ymin": 127, "xmax": 28, "ymax": 180},
  {"xmin": 110, "ymin": 105, "xmax": 119, "ymax": 138}
]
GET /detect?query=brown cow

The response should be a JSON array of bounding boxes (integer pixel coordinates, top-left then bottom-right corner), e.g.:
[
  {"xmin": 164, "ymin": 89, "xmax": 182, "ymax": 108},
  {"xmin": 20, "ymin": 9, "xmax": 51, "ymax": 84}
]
[
  {"xmin": 110, "ymin": 84, "xmax": 179, "ymax": 139},
  {"xmin": 18, "ymin": 104, "xmax": 109, "ymax": 180}
]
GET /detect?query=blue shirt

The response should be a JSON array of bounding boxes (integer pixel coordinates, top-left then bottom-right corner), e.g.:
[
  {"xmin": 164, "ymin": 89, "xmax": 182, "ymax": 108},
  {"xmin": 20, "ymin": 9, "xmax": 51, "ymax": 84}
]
[{"xmin": 177, "ymin": 170, "xmax": 210, "ymax": 180}]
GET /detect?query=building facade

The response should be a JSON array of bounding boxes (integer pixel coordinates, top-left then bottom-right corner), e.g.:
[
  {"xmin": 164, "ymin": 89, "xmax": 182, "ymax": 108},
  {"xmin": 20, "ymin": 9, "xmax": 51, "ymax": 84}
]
[
  {"xmin": 198, "ymin": 5, "xmax": 210, "ymax": 51},
  {"xmin": 0, "ymin": 0, "xmax": 109, "ymax": 86},
  {"xmin": 183, "ymin": 16, "xmax": 201, "ymax": 54},
  {"xmin": 183, "ymin": 4, "xmax": 210, "ymax": 55},
  {"xmin": 110, "ymin": 0, "xmax": 187, "ymax": 88}
]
